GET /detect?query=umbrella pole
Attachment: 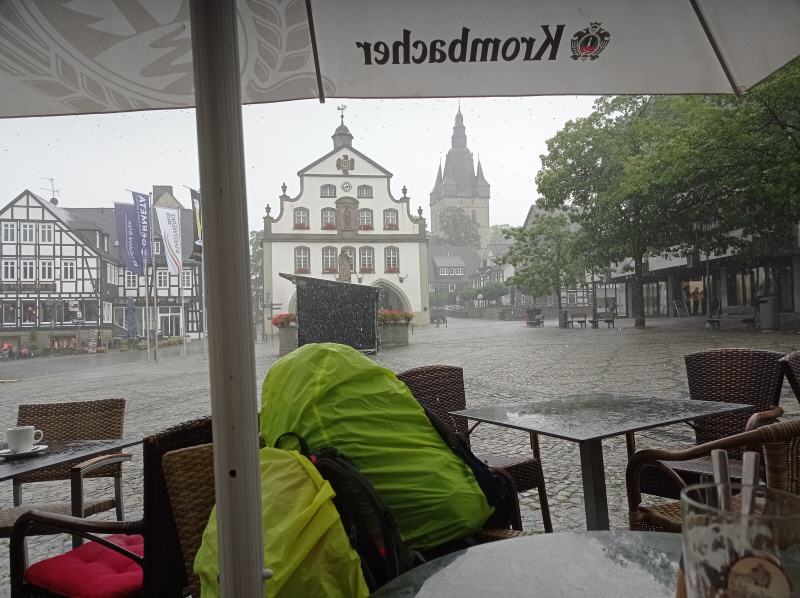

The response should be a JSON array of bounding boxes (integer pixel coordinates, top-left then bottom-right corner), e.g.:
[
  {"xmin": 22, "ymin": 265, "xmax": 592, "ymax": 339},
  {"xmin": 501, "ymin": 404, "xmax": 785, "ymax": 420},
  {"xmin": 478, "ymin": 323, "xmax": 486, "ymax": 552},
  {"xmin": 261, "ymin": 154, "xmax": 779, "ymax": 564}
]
[{"xmin": 190, "ymin": 1, "xmax": 265, "ymax": 596}]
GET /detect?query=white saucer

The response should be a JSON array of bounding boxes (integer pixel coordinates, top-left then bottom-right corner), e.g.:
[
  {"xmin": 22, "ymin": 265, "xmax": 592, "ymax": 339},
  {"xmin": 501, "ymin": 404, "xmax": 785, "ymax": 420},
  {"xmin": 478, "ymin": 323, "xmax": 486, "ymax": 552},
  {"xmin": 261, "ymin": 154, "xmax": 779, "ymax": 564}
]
[{"xmin": 0, "ymin": 445, "xmax": 48, "ymax": 459}]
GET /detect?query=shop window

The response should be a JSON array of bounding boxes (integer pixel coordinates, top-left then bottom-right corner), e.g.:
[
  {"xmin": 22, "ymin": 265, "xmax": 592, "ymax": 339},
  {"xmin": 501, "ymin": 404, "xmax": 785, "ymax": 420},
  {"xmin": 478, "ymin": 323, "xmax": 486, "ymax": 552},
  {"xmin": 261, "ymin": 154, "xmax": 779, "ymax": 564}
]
[
  {"xmin": 22, "ymin": 300, "xmax": 37, "ymax": 324},
  {"xmin": 2, "ymin": 302, "xmax": 16, "ymax": 325}
]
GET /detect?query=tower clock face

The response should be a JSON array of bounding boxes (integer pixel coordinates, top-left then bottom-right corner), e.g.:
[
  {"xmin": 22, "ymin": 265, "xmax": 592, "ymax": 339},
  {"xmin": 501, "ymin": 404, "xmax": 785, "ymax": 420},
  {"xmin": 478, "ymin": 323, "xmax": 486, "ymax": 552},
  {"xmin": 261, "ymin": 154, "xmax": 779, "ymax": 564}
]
[{"xmin": 341, "ymin": 182, "xmax": 352, "ymax": 193}]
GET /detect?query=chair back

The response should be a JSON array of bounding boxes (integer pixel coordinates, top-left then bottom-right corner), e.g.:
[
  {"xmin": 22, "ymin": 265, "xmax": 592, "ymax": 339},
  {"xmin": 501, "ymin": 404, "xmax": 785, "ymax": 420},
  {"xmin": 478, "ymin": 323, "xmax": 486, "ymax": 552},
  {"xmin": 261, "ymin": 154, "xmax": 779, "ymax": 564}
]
[
  {"xmin": 142, "ymin": 416, "xmax": 214, "ymax": 597},
  {"xmin": 162, "ymin": 443, "xmax": 217, "ymax": 598},
  {"xmin": 779, "ymin": 350, "xmax": 800, "ymax": 406},
  {"xmin": 760, "ymin": 419, "xmax": 800, "ymax": 495},
  {"xmin": 15, "ymin": 398, "xmax": 126, "ymax": 483},
  {"xmin": 685, "ymin": 349, "xmax": 784, "ymax": 457},
  {"xmin": 396, "ymin": 366, "xmax": 470, "ymax": 438}
]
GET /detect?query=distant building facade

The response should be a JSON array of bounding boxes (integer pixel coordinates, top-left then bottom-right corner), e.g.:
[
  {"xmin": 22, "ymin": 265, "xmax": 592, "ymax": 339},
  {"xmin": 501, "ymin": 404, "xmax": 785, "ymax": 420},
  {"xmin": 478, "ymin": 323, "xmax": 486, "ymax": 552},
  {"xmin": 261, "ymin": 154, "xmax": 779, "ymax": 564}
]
[
  {"xmin": 262, "ymin": 117, "xmax": 430, "ymax": 328},
  {"xmin": 429, "ymin": 109, "xmax": 491, "ymax": 252}
]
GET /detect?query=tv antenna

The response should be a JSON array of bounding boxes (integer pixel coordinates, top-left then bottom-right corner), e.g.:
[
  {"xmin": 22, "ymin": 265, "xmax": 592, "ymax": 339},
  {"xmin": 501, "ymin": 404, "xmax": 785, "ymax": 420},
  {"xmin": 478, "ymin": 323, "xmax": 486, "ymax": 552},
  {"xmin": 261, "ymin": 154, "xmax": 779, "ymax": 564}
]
[{"xmin": 41, "ymin": 177, "xmax": 61, "ymax": 201}]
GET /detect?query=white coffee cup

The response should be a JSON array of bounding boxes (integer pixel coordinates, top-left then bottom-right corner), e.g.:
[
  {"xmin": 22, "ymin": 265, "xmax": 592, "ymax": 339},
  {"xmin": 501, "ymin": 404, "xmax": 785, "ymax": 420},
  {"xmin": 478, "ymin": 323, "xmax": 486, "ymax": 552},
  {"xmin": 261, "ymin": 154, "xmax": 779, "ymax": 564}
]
[{"xmin": 7, "ymin": 426, "xmax": 44, "ymax": 453}]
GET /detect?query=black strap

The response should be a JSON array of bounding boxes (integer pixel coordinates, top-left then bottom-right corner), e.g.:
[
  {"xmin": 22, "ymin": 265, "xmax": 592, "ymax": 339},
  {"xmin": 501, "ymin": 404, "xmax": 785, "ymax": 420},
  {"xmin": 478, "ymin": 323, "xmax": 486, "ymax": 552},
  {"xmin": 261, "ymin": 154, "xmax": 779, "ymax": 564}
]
[{"xmin": 274, "ymin": 432, "xmax": 310, "ymax": 457}]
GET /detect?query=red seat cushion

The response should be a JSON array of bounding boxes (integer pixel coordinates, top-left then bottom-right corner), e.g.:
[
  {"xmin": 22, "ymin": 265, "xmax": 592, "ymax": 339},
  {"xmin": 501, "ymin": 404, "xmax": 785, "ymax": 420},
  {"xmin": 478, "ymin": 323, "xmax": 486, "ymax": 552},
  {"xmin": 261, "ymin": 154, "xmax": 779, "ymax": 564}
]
[{"xmin": 25, "ymin": 534, "xmax": 144, "ymax": 598}]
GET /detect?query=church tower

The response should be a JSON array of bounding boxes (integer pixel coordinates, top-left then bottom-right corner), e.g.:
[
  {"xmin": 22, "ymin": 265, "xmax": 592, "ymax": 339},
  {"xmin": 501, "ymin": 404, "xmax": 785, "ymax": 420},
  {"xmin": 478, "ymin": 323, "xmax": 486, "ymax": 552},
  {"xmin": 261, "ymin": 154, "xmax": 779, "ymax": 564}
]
[{"xmin": 429, "ymin": 109, "xmax": 491, "ymax": 252}]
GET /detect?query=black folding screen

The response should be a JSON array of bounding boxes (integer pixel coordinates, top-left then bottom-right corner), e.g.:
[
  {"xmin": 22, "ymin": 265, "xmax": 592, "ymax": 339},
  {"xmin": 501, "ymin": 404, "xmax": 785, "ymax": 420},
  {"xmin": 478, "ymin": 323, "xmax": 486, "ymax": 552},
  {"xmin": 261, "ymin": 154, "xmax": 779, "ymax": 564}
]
[{"xmin": 282, "ymin": 274, "xmax": 379, "ymax": 353}]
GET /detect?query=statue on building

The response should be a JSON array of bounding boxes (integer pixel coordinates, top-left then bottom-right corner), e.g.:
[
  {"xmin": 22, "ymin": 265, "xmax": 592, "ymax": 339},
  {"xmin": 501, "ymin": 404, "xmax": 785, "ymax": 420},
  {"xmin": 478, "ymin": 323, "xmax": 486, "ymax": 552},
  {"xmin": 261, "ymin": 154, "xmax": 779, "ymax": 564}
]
[{"xmin": 338, "ymin": 249, "xmax": 352, "ymax": 283}]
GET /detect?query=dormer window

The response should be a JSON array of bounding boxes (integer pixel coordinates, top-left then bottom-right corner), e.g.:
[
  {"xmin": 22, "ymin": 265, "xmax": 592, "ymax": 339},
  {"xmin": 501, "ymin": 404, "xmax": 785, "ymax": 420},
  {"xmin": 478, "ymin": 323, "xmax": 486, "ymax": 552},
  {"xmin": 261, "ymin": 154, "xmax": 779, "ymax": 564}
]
[
  {"xmin": 357, "ymin": 185, "xmax": 373, "ymax": 199},
  {"xmin": 294, "ymin": 208, "xmax": 310, "ymax": 230},
  {"xmin": 321, "ymin": 184, "xmax": 336, "ymax": 198}
]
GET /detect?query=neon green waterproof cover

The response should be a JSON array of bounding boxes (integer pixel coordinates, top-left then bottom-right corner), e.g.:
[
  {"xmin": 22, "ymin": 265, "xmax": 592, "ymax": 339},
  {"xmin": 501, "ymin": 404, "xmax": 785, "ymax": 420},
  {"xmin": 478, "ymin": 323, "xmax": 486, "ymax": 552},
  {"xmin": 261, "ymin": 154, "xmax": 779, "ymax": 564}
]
[
  {"xmin": 194, "ymin": 447, "xmax": 369, "ymax": 598},
  {"xmin": 260, "ymin": 343, "xmax": 493, "ymax": 551}
]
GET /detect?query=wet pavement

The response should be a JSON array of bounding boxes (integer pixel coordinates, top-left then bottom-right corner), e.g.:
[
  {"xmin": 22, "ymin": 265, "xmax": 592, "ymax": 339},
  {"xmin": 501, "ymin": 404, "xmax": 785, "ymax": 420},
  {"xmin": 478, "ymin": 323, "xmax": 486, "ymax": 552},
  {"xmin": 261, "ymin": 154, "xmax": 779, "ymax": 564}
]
[{"xmin": 0, "ymin": 315, "xmax": 798, "ymax": 592}]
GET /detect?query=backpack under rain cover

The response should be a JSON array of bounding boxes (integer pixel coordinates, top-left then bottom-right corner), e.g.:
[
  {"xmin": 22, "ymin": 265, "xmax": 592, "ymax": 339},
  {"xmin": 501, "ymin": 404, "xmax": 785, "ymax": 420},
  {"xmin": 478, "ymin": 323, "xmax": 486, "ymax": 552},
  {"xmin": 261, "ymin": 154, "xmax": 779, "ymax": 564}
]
[
  {"xmin": 194, "ymin": 447, "xmax": 369, "ymax": 598},
  {"xmin": 260, "ymin": 343, "xmax": 494, "ymax": 551},
  {"xmin": 275, "ymin": 432, "xmax": 417, "ymax": 593}
]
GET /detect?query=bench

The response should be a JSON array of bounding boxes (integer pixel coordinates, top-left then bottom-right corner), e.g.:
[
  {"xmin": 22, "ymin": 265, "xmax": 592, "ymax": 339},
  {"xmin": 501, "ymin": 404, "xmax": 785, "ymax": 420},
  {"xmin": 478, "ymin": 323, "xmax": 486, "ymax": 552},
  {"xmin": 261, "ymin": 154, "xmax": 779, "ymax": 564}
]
[
  {"xmin": 707, "ymin": 305, "xmax": 756, "ymax": 330},
  {"xmin": 567, "ymin": 313, "xmax": 587, "ymax": 328},
  {"xmin": 526, "ymin": 315, "xmax": 544, "ymax": 327},
  {"xmin": 588, "ymin": 312, "xmax": 615, "ymax": 328}
]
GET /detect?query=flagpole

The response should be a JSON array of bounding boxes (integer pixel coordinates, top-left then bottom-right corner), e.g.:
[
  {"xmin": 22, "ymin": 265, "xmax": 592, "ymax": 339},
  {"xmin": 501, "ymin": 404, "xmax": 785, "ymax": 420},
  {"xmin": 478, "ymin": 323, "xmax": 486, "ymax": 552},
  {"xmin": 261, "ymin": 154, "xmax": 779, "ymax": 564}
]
[{"xmin": 150, "ymin": 193, "xmax": 158, "ymax": 364}]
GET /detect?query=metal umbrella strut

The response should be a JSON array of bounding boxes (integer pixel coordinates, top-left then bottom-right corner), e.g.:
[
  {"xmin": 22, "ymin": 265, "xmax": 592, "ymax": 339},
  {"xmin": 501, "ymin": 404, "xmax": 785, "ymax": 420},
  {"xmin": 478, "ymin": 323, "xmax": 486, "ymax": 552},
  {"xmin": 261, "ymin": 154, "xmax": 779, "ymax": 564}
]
[{"xmin": 3, "ymin": 1, "xmax": 800, "ymax": 595}]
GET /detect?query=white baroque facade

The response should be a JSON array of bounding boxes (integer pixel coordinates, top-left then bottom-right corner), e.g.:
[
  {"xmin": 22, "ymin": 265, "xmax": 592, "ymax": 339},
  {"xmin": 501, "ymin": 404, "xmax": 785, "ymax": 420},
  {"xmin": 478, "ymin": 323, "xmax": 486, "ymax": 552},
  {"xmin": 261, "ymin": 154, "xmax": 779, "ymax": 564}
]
[{"xmin": 262, "ymin": 118, "xmax": 430, "ymax": 328}]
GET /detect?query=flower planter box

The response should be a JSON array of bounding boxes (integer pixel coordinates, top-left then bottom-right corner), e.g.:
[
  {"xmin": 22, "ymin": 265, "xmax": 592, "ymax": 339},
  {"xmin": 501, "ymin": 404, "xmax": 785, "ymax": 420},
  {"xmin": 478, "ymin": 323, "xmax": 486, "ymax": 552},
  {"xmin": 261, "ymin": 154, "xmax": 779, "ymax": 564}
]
[
  {"xmin": 321, "ymin": 223, "xmax": 337, "ymax": 230},
  {"xmin": 359, "ymin": 268, "xmax": 374, "ymax": 274},
  {"xmin": 278, "ymin": 327, "xmax": 298, "ymax": 356},
  {"xmin": 377, "ymin": 322, "xmax": 409, "ymax": 347},
  {"xmin": 384, "ymin": 224, "xmax": 399, "ymax": 230},
  {"xmin": 294, "ymin": 268, "xmax": 311, "ymax": 274},
  {"xmin": 359, "ymin": 225, "xmax": 374, "ymax": 230}
]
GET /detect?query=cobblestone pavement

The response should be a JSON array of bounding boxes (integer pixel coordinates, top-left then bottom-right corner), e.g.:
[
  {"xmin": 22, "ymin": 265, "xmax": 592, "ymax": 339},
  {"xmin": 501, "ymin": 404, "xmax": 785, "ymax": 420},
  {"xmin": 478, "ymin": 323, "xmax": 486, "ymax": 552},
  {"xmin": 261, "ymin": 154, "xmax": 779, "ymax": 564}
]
[{"xmin": 1, "ymin": 316, "xmax": 798, "ymax": 592}]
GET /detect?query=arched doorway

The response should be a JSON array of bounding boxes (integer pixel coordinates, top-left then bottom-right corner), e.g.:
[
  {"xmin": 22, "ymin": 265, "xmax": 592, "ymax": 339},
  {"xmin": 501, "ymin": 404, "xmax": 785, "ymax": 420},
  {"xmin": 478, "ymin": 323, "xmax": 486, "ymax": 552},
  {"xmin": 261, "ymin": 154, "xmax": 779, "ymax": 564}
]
[{"xmin": 372, "ymin": 279, "xmax": 411, "ymax": 313}]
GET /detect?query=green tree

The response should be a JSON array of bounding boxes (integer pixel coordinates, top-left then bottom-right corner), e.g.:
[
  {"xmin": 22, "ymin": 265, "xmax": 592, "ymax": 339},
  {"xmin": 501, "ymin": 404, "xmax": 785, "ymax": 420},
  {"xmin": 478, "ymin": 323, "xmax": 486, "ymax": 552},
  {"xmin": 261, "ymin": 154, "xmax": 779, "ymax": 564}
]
[
  {"xmin": 437, "ymin": 206, "xmax": 481, "ymax": 251},
  {"xmin": 480, "ymin": 281, "xmax": 508, "ymax": 305},
  {"xmin": 489, "ymin": 224, "xmax": 510, "ymax": 245},
  {"xmin": 249, "ymin": 230, "xmax": 263, "ymax": 322},
  {"xmin": 498, "ymin": 213, "xmax": 583, "ymax": 311}
]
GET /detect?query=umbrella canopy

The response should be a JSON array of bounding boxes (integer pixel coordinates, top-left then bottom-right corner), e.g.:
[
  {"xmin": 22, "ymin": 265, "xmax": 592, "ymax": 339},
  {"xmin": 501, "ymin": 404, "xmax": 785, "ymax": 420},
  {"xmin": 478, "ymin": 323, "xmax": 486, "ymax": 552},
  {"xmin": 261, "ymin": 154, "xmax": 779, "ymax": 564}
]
[
  {"xmin": 3, "ymin": 1, "xmax": 800, "ymax": 595},
  {"xmin": 1, "ymin": 0, "xmax": 800, "ymax": 119}
]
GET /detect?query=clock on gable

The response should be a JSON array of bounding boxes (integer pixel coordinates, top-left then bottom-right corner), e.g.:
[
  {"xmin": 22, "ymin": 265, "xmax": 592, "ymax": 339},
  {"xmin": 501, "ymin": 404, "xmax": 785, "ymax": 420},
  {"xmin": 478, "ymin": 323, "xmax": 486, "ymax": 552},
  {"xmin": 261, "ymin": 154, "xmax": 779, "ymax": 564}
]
[{"xmin": 341, "ymin": 182, "xmax": 352, "ymax": 193}]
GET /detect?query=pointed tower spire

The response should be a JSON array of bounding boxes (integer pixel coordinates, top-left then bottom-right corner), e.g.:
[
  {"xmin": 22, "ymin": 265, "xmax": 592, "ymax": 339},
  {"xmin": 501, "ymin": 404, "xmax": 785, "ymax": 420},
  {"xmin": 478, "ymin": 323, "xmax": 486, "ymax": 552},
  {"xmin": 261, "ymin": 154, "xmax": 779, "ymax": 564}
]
[
  {"xmin": 451, "ymin": 109, "xmax": 467, "ymax": 149},
  {"xmin": 429, "ymin": 164, "xmax": 443, "ymax": 205},
  {"xmin": 475, "ymin": 160, "xmax": 490, "ymax": 198}
]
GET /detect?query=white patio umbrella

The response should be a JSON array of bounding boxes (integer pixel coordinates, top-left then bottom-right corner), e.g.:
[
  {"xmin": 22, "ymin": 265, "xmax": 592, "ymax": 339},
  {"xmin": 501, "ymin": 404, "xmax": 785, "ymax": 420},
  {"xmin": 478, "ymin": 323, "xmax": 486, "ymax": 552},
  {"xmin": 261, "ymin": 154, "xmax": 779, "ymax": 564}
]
[{"xmin": 2, "ymin": 1, "xmax": 799, "ymax": 595}]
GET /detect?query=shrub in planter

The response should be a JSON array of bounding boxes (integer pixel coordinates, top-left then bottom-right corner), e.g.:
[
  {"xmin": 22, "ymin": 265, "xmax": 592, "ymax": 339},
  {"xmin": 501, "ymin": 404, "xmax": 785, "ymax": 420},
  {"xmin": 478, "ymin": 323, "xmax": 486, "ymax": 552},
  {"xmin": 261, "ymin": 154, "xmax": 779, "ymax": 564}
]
[
  {"xmin": 378, "ymin": 311, "xmax": 414, "ymax": 324},
  {"xmin": 272, "ymin": 313, "xmax": 297, "ymax": 328},
  {"xmin": 385, "ymin": 267, "xmax": 399, "ymax": 273}
]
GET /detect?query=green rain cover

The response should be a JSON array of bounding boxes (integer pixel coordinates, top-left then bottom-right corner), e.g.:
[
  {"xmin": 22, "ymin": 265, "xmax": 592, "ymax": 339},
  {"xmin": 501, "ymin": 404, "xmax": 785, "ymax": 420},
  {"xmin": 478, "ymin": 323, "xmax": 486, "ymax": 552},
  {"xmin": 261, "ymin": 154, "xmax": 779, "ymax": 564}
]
[
  {"xmin": 194, "ymin": 447, "xmax": 369, "ymax": 598},
  {"xmin": 260, "ymin": 343, "xmax": 493, "ymax": 551}
]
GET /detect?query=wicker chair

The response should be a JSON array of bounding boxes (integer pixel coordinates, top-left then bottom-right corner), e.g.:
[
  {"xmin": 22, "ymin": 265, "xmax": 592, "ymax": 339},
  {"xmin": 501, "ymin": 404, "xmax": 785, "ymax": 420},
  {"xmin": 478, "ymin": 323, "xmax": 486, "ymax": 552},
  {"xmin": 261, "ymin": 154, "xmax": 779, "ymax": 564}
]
[
  {"xmin": 627, "ymin": 418, "xmax": 800, "ymax": 532},
  {"xmin": 0, "ymin": 398, "xmax": 130, "ymax": 539},
  {"xmin": 779, "ymin": 350, "xmax": 800, "ymax": 405},
  {"xmin": 396, "ymin": 365, "xmax": 553, "ymax": 533},
  {"xmin": 10, "ymin": 416, "xmax": 214, "ymax": 598},
  {"xmin": 638, "ymin": 348, "xmax": 785, "ymax": 500}
]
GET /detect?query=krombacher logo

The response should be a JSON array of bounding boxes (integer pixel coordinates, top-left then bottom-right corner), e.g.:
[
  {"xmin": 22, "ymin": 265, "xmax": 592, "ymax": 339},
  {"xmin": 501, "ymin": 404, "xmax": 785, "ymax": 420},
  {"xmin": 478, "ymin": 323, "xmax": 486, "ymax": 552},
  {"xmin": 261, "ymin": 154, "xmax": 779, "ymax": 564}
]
[{"xmin": 356, "ymin": 26, "xmax": 566, "ymax": 65}]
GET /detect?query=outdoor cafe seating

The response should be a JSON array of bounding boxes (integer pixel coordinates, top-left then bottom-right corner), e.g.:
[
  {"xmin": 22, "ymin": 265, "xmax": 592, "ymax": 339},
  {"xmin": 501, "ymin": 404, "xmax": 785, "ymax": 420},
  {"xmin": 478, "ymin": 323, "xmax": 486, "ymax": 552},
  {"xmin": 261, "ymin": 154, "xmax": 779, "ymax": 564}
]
[
  {"xmin": 0, "ymin": 398, "xmax": 129, "ymax": 540},
  {"xmin": 638, "ymin": 348, "xmax": 785, "ymax": 500}
]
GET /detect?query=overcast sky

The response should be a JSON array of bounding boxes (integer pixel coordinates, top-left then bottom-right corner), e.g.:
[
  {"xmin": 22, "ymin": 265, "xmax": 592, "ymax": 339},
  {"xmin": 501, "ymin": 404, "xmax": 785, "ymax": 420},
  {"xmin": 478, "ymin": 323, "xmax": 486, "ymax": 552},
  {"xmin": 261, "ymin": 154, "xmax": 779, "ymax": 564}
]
[{"xmin": 0, "ymin": 95, "xmax": 597, "ymax": 231}]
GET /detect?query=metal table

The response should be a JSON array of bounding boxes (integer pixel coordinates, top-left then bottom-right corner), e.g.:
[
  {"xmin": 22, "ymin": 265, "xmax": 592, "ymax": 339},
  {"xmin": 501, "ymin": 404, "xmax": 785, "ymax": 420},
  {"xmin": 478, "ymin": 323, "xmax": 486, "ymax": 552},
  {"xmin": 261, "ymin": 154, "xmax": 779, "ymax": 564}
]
[
  {"xmin": 372, "ymin": 531, "xmax": 682, "ymax": 598},
  {"xmin": 453, "ymin": 394, "xmax": 749, "ymax": 530}
]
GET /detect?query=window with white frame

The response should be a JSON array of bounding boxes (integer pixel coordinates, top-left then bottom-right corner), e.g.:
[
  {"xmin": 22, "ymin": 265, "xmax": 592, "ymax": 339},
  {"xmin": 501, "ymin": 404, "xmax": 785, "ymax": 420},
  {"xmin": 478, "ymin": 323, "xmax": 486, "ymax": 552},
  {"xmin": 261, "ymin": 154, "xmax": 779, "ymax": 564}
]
[
  {"xmin": 153, "ymin": 241, "xmax": 161, "ymax": 255},
  {"xmin": 22, "ymin": 300, "xmax": 36, "ymax": 324},
  {"xmin": 157, "ymin": 270, "xmax": 169, "ymax": 288},
  {"xmin": 294, "ymin": 247, "xmax": 310, "ymax": 271},
  {"xmin": 322, "ymin": 208, "xmax": 336, "ymax": 226},
  {"xmin": 103, "ymin": 235, "xmax": 108, "ymax": 252},
  {"xmin": 20, "ymin": 223, "xmax": 35, "ymax": 243},
  {"xmin": 40, "ymin": 260, "xmax": 54, "ymax": 280},
  {"xmin": 2, "ymin": 222, "xmax": 16, "ymax": 242},
  {"xmin": 359, "ymin": 247, "xmax": 374, "ymax": 271},
  {"xmin": 383, "ymin": 209, "xmax": 398, "ymax": 229},
  {"xmin": 357, "ymin": 185, "xmax": 373, "ymax": 198},
  {"xmin": 95, "ymin": 231, "xmax": 101, "ymax": 248},
  {"xmin": 103, "ymin": 302, "xmax": 113, "ymax": 323},
  {"xmin": 455, "ymin": 267, "xmax": 464, "ymax": 275},
  {"xmin": 521, "ymin": 295, "xmax": 526, "ymax": 304},
  {"xmin": 385, "ymin": 247, "xmax": 399, "ymax": 271},
  {"xmin": 21, "ymin": 260, "xmax": 35, "ymax": 280},
  {"xmin": 2, "ymin": 260, "xmax": 16, "ymax": 280},
  {"xmin": 2, "ymin": 301, "xmax": 16, "ymax": 324},
  {"xmin": 62, "ymin": 260, "xmax": 76, "ymax": 280},
  {"xmin": 321, "ymin": 184, "xmax": 336, "ymax": 198},
  {"xmin": 439, "ymin": 268, "xmax": 447, "ymax": 275},
  {"xmin": 125, "ymin": 271, "xmax": 138, "ymax": 288},
  {"xmin": 342, "ymin": 247, "xmax": 355, "ymax": 271},
  {"xmin": 181, "ymin": 269, "xmax": 192, "ymax": 289},
  {"xmin": 106, "ymin": 263, "xmax": 116, "ymax": 284},
  {"xmin": 429, "ymin": 283, "xmax": 436, "ymax": 292},
  {"xmin": 294, "ymin": 208, "xmax": 309, "ymax": 228},
  {"xmin": 358, "ymin": 209, "xmax": 373, "ymax": 227},
  {"xmin": 567, "ymin": 292, "xmax": 576, "ymax": 304},
  {"xmin": 322, "ymin": 247, "xmax": 337, "ymax": 271},
  {"xmin": 449, "ymin": 268, "xmax": 455, "ymax": 275},
  {"xmin": 40, "ymin": 223, "xmax": 53, "ymax": 243},
  {"xmin": 449, "ymin": 283, "xmax": 456, "ymax": 292}
]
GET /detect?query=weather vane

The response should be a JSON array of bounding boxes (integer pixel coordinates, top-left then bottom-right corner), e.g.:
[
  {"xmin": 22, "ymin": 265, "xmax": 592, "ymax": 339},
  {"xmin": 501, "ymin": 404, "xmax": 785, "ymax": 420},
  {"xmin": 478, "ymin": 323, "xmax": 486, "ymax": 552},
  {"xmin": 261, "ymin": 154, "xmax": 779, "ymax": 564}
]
[{"xmin": 337, "ymin": 104, "xmax": 346, "ymax": 123}]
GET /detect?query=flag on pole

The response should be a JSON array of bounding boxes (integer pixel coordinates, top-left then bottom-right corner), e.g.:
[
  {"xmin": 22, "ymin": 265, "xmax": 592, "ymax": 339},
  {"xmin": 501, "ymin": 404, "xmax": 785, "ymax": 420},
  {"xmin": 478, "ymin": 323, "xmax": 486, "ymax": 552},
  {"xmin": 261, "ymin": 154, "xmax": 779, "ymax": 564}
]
[
  {"xmin": 114, "ymin": 203, "xmax": 144, "ymax": 275},
  {"xmin": 131, "ymin": 191, "xmax": 152, "ymax": 263},
  {"xmin": 190, "ymin": 188, "xmax": 203, "ymax": 262},
  {"xmin": 156, "ymin": 207, "xmax": 182, "ymax": 275}
]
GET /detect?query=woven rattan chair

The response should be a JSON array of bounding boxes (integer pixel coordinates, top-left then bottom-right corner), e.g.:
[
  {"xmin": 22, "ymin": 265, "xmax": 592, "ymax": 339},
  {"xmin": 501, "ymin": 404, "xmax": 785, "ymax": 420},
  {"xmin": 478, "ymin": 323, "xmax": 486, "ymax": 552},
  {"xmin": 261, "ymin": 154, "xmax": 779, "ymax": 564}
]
[
  {"xmin": 779, "ymin": 350, "xmax": 800, "ymax": 405},
  {"xmin": 0, "ymin": 398, "xmax": 129, "ymax": 539},
  {"xmin": 638, "ymin": 348, "xmax": 785, "ymax": 500},
  {"xmin": 10, "ymin": 416, "xmax": 214, "ymax": 598},
  {"xmin": 396, "ymin": 365, "xmax": 553, "ymax": 533},
  {"xmin": 627, "ymin": 418, "xmax": 800, "ymax": 532}
]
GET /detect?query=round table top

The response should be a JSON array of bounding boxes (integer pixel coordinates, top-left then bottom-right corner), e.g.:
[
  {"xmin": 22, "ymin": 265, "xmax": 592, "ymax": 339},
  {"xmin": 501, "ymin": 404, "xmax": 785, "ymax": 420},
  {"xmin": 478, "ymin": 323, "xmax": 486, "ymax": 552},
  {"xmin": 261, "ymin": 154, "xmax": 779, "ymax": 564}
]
[{"xmin": 372, "ymin": 531, "xmax": 681, "ymax": 598}]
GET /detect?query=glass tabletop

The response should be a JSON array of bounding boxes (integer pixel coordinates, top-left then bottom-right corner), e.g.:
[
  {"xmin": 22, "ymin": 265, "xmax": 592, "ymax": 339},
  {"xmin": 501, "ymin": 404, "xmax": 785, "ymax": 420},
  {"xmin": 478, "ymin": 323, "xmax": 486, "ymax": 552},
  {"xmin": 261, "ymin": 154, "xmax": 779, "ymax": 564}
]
[
  {"xmin": 452, "ymin": 394, "xmax": 751, "ymax": 442},
  {"xmin": 372, "ymin": 531, "xmax": 682, "ymax": 598}
]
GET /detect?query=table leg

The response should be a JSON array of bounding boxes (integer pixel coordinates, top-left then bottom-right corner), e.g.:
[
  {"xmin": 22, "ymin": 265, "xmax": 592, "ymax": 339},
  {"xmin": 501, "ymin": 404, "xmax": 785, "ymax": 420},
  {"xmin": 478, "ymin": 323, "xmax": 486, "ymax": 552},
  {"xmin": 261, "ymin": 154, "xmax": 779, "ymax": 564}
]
[{"xmin": 578, "ymin": 439, "xmax": 610, "ymax": 531}]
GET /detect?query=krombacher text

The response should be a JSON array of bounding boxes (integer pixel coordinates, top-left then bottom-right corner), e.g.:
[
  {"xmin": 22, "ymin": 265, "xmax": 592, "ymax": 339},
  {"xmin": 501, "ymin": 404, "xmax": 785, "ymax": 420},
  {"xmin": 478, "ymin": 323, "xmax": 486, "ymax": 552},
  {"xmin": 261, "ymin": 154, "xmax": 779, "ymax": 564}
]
[{"xmin": 356, "ymin": 26, "xmax": 565, "ymax": 65}]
